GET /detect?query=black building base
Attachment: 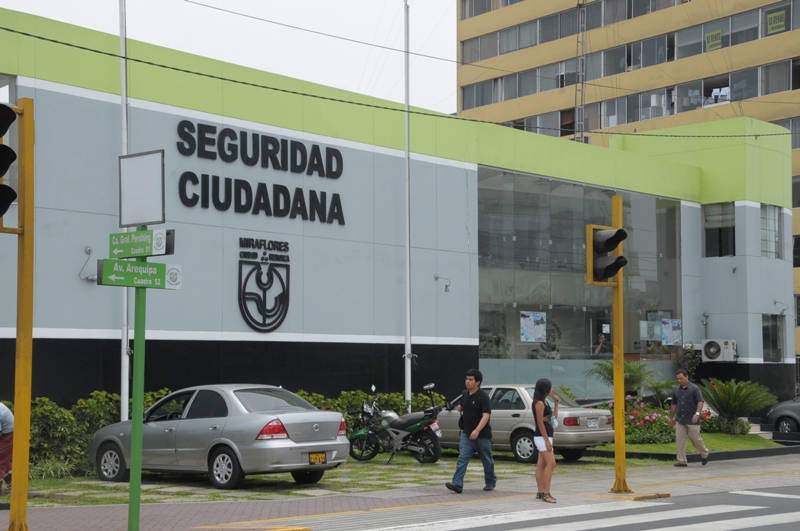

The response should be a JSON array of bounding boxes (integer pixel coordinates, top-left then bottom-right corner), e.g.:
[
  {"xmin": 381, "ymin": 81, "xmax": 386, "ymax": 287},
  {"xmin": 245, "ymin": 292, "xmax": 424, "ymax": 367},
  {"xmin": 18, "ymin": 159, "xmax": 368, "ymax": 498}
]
[
  {"xmin": 0, "ymin": 338, "xmax": 477, "ymax": 406},
  {"xmin": 695, "ymin": 360, "xmax": 796, "ymax": 402}
]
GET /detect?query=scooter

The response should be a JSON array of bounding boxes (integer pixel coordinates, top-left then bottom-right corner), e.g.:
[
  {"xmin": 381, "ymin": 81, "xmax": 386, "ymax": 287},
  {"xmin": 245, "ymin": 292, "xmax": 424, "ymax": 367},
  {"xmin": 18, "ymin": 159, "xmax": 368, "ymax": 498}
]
[{"xmin": 349, "ymin": 383, "xmax": 443, "ymax": 464}]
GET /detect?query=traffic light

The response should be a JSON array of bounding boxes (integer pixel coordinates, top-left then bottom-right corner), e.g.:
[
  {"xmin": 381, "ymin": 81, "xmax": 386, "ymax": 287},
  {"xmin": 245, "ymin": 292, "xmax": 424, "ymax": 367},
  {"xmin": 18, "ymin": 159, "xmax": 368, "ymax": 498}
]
[
  {"xmin": 0, "ymin": 104, "xmax": 18, "ymax": 217},
  {"xmin": 586, "ymin": 225, "xmax": 628, "ymax": 284}
]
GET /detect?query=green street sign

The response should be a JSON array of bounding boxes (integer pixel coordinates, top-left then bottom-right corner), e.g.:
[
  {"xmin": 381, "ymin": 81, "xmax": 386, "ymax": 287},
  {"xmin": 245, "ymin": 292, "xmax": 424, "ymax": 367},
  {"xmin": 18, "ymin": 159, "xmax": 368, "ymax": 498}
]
[
  {"xmin": 109, "ymin": 229, "xmax": 174, "ymax": 259},
  {"xmin": 97, "ymin": 259, "xmax": 182, "ymax": 290}
]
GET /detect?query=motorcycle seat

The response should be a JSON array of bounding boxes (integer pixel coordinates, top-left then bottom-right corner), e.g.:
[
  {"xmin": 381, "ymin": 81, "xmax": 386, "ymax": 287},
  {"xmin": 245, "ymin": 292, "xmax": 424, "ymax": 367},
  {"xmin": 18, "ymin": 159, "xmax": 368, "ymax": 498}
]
[{"xmin": 389, "ymin": 411, "xmax": 426, "ymax": 430}]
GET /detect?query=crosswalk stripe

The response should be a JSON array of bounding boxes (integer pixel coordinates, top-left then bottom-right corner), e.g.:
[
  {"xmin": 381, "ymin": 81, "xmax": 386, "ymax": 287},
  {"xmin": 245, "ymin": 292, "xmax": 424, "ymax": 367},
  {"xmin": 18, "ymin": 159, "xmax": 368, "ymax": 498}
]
[
  {"xmin": 504, "ymin": 505, "xmax": 762, "ymax": 531},
  {"xmin": 646, "ymin": 510, "xmax": 800, "ymax": 531},
  {"xmin": 373, "ymin": 504, "xmax": 759, "ymax": 531},
  {"xmin": 732, "ymin": 490, "xmax": 800, "ymax": 500}
]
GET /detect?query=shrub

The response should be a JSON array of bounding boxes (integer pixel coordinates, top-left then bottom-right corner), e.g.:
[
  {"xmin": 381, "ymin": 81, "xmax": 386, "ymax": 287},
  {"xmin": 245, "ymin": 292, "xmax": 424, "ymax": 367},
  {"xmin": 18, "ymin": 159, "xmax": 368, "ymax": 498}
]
[
  {"xmin": 702, "ymin": 414, "xmax": 751, "ymax": 435},
  {"xmin": 642, "ymin": 378, "xmax": 677, "ymax": 409},
  {"xmin": 584, "ymin": 360, "xmax": 657, "ymax": 395},
  {"xmin": 30, "ymin": 397, "xmax": 82, "ymax": 464},
  {"xmin": 29, "ymin": 457, "xmax": 78, "ymax": 479},
  {"xmin": 677, "ymin": 342, "xmax": 701, "ymax": 381},
  {"xmin": 700, "ymin": 379, "xmax": 777, "ymax": 423},
  {"xmin": 597, "ymin": 396, "xmax": 675, "ymax": 444}
]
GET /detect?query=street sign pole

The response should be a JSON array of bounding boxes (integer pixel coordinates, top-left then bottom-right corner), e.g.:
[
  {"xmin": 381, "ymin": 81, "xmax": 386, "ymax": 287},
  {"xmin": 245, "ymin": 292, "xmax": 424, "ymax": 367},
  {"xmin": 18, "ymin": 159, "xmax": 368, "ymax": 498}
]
[{"xmin": 127, "ymin": 233, "xmax": 147, "ymax": 531}]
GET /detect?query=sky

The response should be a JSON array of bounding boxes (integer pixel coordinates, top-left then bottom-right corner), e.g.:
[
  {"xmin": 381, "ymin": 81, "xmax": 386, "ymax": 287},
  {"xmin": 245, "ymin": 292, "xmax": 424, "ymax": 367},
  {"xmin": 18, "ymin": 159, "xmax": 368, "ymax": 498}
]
[{"xmin": 0, "ymin": 0, "xmax": 458, "ymax": 114}]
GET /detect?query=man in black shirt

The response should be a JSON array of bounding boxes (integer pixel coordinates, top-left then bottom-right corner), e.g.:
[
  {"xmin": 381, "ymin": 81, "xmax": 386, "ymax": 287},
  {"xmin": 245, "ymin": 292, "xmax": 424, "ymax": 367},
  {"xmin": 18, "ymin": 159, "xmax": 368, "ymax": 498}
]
[
  {"xmin": 446, "ymin": 369, "xmax": 496, "ymax": 493},
  {"xmin": 669, "ymin": 368, "xmax": 709, "ymax": 467}
]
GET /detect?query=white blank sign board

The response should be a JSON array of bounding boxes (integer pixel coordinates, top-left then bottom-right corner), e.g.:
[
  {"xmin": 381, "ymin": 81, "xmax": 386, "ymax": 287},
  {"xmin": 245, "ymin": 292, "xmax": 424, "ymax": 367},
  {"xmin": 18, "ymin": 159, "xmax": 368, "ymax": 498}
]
[{"xmin": 119, "ymin": 150, "xmax": 165, "ymax": 227}]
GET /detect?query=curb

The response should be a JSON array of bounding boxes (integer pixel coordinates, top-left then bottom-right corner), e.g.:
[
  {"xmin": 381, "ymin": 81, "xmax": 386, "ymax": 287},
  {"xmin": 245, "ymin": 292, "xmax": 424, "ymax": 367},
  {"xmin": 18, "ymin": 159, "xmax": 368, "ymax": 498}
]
[{"xmin": 585, "ymin": 445, "xmax": 800, "ymax": 462}]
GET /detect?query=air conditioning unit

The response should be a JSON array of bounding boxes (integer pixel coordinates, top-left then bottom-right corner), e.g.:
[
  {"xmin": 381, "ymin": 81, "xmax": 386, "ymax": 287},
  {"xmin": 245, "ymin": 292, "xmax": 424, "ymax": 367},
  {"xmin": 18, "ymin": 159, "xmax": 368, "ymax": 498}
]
[{"xmin": 701, "ymin": 339, "xmax": 737, "ymax": 362}]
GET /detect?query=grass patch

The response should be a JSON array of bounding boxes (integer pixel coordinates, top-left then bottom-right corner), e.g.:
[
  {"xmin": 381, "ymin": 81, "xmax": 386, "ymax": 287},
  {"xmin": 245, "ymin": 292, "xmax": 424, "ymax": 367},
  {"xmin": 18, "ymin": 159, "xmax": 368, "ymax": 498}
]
[{"xmin": 596, "ymin": 433, "xmax": 782, "ymax": 454}]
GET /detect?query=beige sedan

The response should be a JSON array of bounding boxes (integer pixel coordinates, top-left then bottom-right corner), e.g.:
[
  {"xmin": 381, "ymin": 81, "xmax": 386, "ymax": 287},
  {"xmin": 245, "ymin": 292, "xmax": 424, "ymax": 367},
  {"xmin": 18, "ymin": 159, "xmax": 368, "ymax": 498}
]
[{"xmin": 437, "ymin": 384, "xmax": 613, "ymax": 462}]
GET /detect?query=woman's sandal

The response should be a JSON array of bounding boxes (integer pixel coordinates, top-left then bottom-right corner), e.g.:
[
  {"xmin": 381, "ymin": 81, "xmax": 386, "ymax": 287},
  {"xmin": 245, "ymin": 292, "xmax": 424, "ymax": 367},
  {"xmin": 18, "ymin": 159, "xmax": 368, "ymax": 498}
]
[
  {"xmin": 536, "ymin": 492, "xmax": 544, "ymax": 499},
  {"xmin": 542, "ymin": 493, "xmax": 557, "ymax": 503}
]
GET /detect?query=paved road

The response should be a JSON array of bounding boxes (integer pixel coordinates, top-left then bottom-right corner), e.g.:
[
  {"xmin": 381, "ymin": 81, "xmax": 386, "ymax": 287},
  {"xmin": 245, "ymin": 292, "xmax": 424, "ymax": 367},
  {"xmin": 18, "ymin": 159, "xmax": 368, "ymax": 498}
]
[{"xmin": 3, "ymin": 455, "xmax": 800, "ymax": 530}]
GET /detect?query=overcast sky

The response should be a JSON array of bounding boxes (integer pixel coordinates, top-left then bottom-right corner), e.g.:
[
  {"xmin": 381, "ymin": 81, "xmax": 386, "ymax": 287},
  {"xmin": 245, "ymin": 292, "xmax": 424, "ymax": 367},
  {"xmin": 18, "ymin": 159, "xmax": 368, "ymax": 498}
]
[{"xmin": 0, "ymin": 0, "xmax": 458, "ymax": 114}]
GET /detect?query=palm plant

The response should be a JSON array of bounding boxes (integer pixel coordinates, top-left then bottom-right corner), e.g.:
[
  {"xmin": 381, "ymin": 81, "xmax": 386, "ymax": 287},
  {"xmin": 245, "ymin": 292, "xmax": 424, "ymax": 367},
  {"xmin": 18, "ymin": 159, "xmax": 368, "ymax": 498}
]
[
  {"xmin": 584, "ymin": 360, "xmax": 656, "ymax": 395},
  {"xmin": 700, "ymin": 379, "xmax": 777, "ymax": 422},
  {"xmin": 643, "ymin": 377, "xmax": 677, "ymax": 408}
]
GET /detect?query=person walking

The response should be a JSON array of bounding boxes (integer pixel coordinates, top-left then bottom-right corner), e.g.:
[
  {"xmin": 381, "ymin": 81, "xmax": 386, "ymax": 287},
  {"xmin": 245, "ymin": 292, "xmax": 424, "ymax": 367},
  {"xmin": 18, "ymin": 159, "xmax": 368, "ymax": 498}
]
[
  {"xmin": 669, "ymin": 368, "xmax": 709, "ymax": 467},
  {"xmin": 445, "ymin": 368, "xmax": 496, "ymax": 493},
  {"xmin": 532, "ymin": 378, "xmax": 560, "ymax": 503},
  {"xmin": 0, "ymin": 402, "xmax": 13, "ymax": 494}
]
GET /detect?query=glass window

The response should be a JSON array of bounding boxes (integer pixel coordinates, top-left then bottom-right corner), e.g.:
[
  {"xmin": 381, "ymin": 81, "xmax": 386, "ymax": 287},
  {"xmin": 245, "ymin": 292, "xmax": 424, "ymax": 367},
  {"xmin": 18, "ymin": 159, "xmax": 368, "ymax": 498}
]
[
  {"xmin": 587, "ymin": 1, "xmax": 603, "ymax": 30},
  {"xmin": 185, "ymin": 390, "xmax": 228, "ymax": 419},
  {"xmin": 677, "ymin": 26, "xmax": 702, "ymax": 59},
  {"xmin": 560, "ymin": 10, "xmax": 577, "ymax": 38},
  {"xmin": 641, "ymin": 89, "xmax": 667, "ymax": 120},
  {"xmin": 474, "ymin": 0, "xmax": 491, "ymax": 17},
  {"xmin": 500, "ymin": 27, "xmax": 518, "ymax": 54},
  {"xmin": 762, "ymin": 314, "xmax": 783, "ymax": 362},
  {"xmin": 585, "ymin": 102, "xmax": 601, "ymax": 131},
  {"xmin": 519, "ymin": 21, "xmax": 537, "ymax": 48},
  {"xmin": 563, "ymin": 59, "xmax": 578, "ymax": 87},
  {"xmin": 586, "ymin": 52, "xmax": 602, "ymax": 81},
  {"xmin": 652, "ymin": 0, "xmax": 676, "ymax": 12},
  {"xmin": 703, "ymin": 18, "xmax": 730, "ymax": 52},
  {"xmin": 677, "ymin": 81, "xmax": 703, "ymax": 113},
  {"xmin": 503, "ymin": 74, "xmax": 518, "ymax": 100},
  {"xmin": 604, "ymin": 0, "xmax": 627, "ymax": 25},
  {"xmin": 491, "ymin": 388, "xmax": 525, "ymax": 410},
  {"xmin": 523, "ymin": 116, "xmax": 537, "ymax": 132},
  {"xmin": 641, "ymin": 35, "xmax": 667, "ymax": 67},
  {"xmin": 763, "ymin": 1, "xmax": 791, "ymax": 37},
  {"xmin": 539, "ymin": 63, "xmax": 559, "ymax": 92},
  {"xmin": 147, "ymin": 391, "xmax": 195, "ymax": 421},
  {"xmin": 519, "ymin": 69, "xmax": 537, "ymax": 96},
  {"xmin": 793, "ymin": 176, "xmax": 800, "ymax": 207},
  {"xmin": 463, "ymin": 38, "xmax": 480, "ymax": 64},
  {"xmin": 604, "ymin": 46, "xmax": 627, "ymax": 76},
  {"xmin": 703, "ymin": 202, "xmax": 735, "ymax": 257},
  {"xmin": 703, "ymin": 74, "xmax": 730, "ymax": 105},
  {"xmin": 235, "ymin": 388, "xmax": 316, "ymax": 412},
  {"xmin": 538, "ymin": 111, "xmax": 560, "ymax": 137},
  {"xmin": 603, "ymin": 97, "xmax": 627, "ymax": 127},
  {"xmin": 632, "ymin": 0, "xmax": 651, "ymax": 18},
  {"xmin": 731, "ymin": 10, "xmax": 759, "ymax": 45},
  {"xmin": 794, "ymin": 235, "xmax": 800, "ymax": 267},
  {"xmin": 540, "ymin": 14, "xmax": 560, "ymax": 43},
  {"xmin": 793, "ymin": 119, "xmax": 800, "ymax": 150},
  {"xmin": 475, "ymin": 80, "xmax": 494, "ymax": 107},
  {"xmin": 795, "ymin": 0, "xmax": 800, "ymax": 30},
  {"xmin": 761, "ymin": 204, "xmax": 782, "ymax": 259},
  {"xmin": 762, "ymin": 61, "xmax": 791, "ymax": 96},
  {"xmin": 462, "ymin": 85, "xmax": 475, "ymax": 110},
  {"xmin": 627, "ymin": 94, "xmax": 640, "ymax": 123},
  {"xmin": 630, "ymin": 41, "xmax": 642, "ymax": 70},
  {"xmin": 730, "ymin": 68, "xmax": 758, "ymax": 101},
  {"xmin": 480, "ymin": 34, "xmax": 498, "ymax": 60}
]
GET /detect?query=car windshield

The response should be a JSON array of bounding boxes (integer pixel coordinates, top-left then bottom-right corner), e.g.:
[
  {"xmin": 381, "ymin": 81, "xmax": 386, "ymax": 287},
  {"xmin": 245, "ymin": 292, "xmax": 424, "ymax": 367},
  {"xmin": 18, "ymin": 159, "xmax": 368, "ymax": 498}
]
[
  {"xmin": 234, "ymin": 388, "xmax": 316, "ymax": 412},
  {"xmin": 523, "ymin": 387, "xmax": 581, "ymax": 408}
]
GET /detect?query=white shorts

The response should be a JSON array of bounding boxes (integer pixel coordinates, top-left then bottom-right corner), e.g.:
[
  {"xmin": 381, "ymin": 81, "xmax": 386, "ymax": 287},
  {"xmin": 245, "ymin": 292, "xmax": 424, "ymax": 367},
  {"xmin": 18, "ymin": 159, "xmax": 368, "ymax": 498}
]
[{"xmin": 534, "ymin": 436, "xmax": 554, "ymax": 452}]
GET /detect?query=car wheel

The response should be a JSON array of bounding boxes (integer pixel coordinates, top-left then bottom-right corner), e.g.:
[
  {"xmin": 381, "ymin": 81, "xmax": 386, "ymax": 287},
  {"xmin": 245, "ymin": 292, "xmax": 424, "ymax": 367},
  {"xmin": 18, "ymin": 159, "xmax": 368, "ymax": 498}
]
[
  {"xmin": 349, "ymin": 434, "xmax": 380, "ymax": 461},
  {"xmin": 511, "ymin": 430, "xmax": 538, "ymax": 464},
  {"xmin": 410, "ymin": 431, "xmax": 441, "ymax": 464},
  {"xmin": 559, "ymin": 448, "xmax": 586, "ymax": 461},
  {"xmin": 209, "ymin": 447, "xmax": 244, "ymax": 490},
  {"xmin": 777, "ymin": 417, "xmax": 799, "ymax": 433},
  {"xmin": 96, "ymin": 443, "xmax": 129, "ymax": 482},
  {"xmin": 291, "ymin": 470, "xmax": 325, "ymax": 485}
]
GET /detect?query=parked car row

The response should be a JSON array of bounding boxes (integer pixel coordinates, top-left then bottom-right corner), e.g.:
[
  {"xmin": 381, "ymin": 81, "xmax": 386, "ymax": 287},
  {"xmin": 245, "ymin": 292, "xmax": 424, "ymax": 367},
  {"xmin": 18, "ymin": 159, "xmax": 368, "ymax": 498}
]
[{"xmin": 89, "ymin": 381, "xmax": 614, "ymax": 490}]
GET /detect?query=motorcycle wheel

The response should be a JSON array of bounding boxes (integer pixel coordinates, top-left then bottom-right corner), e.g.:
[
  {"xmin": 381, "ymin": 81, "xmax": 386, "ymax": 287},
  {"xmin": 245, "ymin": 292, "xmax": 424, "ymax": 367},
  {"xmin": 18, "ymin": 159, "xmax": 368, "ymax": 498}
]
[
  {"xmin": 410, "ymin": 430, "xmax": 441, "ymax": 464},
  {"xmin": 349, "ymin": 434, "xmax": 380, "ymax": 461}
]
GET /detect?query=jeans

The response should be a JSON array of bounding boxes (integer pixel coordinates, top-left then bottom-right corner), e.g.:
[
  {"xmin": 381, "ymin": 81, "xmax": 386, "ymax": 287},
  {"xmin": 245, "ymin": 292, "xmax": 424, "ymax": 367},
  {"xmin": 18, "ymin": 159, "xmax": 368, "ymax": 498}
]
[{"xmin": 452, "ymin": 433, "xmax": 496, "ymax": 488}]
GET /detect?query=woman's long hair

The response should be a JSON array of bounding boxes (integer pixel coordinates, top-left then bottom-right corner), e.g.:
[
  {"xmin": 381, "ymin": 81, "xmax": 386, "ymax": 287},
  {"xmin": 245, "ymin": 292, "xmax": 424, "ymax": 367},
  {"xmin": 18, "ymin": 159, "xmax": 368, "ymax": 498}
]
[{"xmin": 533, "ymin": 378, "xmax": 552, "ymax": 405}]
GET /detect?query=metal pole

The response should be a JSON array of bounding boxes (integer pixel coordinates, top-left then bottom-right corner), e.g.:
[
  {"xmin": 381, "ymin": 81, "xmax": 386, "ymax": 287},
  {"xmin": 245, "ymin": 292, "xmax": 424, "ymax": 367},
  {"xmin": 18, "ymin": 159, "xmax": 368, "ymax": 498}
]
[
  {"xmin": 127, "ymin": 246, "xmax": 147, "ymax": 531},
  {"xmin": 7, "ymin": 97, "xmax": 34, "ymax": 531},
  {"xmin": 610, "ymin": 195, "xmax": 630, "ymax": 493},
  {"xmin": 403, "ymin": 0, "xmax": 412, "ymax": 412},
  {"xmin": 119, "ymin": 0, "xmax": 130, "ymax": 422}
]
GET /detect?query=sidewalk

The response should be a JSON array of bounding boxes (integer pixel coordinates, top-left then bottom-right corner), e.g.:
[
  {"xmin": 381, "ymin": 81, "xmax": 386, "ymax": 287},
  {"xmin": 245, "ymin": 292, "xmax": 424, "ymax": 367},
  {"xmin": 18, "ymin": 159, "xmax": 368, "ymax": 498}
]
[{"xmin": 2, "ymin": 454, "xmax": 800, "ymax": 531}]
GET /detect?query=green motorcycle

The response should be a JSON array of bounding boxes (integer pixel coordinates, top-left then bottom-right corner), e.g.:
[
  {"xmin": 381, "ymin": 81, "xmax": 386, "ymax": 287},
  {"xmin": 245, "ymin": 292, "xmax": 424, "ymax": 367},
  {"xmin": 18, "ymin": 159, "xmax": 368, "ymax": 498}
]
[{"xmin": 349, "ymin": 383, "xmax": 443, "ymax": 464}]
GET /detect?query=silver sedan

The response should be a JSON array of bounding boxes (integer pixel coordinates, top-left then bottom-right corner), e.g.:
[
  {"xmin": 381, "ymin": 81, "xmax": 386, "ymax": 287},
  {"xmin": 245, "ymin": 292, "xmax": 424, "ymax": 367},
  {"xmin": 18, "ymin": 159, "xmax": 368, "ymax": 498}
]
[
  {"xmin": 437, "ymin": 384, "xmax": 613, "ymax": 462},
  {"xmin": 88, "ymin": 384, "xmax": 349, "ymax": 489}
]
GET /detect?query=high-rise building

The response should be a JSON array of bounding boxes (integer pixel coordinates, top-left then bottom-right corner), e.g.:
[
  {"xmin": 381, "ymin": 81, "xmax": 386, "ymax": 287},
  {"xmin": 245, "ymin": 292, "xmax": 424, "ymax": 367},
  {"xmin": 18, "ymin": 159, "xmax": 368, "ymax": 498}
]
[{"xmin": 458, "ymin": 0, "xmax": 800, "ymax": 383}]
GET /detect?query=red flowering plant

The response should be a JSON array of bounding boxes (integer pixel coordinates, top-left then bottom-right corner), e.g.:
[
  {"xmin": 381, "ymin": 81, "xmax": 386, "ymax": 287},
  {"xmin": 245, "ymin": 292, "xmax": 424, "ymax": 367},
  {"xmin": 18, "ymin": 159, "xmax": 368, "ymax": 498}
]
[{"xmin": 595, "ymin": 395, "xmax": 675, "ymax": 444}]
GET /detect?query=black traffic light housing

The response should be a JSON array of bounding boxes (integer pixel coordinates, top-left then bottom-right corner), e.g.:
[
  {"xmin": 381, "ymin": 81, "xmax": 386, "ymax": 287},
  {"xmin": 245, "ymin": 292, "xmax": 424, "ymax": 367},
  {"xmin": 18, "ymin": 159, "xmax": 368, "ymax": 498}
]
[
  {"xmin": 0, "ymin": 104, "xmax": 18, "ymax": 217},
  {"xmin": 586, "ymin": 225, "xmax": 628, "ymax": 285}
]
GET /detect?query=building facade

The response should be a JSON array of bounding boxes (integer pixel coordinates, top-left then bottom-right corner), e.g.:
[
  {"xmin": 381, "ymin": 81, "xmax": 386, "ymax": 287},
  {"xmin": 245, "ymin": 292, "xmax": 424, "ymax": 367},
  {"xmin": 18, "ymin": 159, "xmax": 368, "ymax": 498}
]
[
  {"xmin": 458, "ymin": 0, "xmax": 800, "ymax": 391},
  {"xmin": 0, "ymin": 8, "xmax": 794, "ymax": 406}
]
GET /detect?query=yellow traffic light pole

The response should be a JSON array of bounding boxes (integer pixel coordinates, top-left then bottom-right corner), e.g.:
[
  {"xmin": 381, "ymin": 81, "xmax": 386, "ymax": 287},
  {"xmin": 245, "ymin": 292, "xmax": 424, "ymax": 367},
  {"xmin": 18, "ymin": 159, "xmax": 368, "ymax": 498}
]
[{"xmin": 0, "ymin": 98, "xmax": 34, "ymax": 531}]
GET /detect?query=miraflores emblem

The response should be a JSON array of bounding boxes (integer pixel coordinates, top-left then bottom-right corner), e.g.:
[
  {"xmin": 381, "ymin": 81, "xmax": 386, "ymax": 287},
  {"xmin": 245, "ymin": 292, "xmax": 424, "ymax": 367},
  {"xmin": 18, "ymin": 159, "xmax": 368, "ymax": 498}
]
[{"xmin": 237, "ymin": 238, "xmax": 290, "ymax": 333}]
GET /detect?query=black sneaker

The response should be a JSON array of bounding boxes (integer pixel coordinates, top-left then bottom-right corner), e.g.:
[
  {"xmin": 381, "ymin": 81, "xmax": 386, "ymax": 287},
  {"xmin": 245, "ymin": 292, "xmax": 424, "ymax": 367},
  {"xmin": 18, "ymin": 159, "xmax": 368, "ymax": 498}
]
[
  {"xmin": 446, "ymin": 482, "xmax": 463, "ymax": 494},
  {"xmin": 483, "ymin": 484, "xmax": 495, "ymax": 491},
  {"xmin": 674, "ymin": 462, "xmax": 688, "ymax": 467},
  {"xmin": 702, "ymin": 457, "xmax": 708, "ymax": 466}
]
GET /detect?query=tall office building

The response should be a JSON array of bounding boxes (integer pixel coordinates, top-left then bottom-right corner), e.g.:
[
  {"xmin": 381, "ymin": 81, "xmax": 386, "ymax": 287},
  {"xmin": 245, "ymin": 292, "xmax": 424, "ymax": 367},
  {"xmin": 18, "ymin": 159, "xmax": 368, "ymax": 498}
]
[{"xmin": 458, "ymin": 0, "xmax": 800, "ymax": 381}]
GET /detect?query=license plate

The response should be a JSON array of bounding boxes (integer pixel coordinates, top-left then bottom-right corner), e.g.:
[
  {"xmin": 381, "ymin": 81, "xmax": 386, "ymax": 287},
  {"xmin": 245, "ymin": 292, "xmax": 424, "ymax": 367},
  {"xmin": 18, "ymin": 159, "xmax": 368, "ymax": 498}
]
[
  {"xmin": 309, "ymin": 452, "xmax": 327, "ymax": 464},
  {"xmin": 430, "ymin": 422, "xmax": 442, "ymax": 438},
  {"xmin": 587, "ymin": 418, "xmax": 599, "ymax": 428}
]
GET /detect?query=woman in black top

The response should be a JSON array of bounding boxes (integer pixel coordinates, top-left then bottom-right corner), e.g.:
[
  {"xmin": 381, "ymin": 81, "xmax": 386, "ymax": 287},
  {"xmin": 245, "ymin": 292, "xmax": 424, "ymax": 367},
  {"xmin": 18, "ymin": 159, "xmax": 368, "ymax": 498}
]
[{"xmin": 533, "ymin": 378, "xmax": 560, "ymax": 504}]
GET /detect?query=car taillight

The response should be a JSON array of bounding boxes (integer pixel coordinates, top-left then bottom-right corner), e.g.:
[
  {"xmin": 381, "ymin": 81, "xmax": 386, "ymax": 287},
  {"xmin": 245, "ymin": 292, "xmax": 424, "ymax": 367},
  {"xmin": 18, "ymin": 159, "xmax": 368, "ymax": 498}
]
[
  {"xmin": 606, "ymin": 416, "xmax": 613, "ymax": 425},
  {"xmin": 562, "ymin": 417, "xmax": 580, "ymax": 427},
  {"xmin": 256, "ymin": 419, "xmax": 289, "ymax": 440},
  {"xmin": 338, "ymin": 416, "xmax": 347, "ymax": 436}
]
